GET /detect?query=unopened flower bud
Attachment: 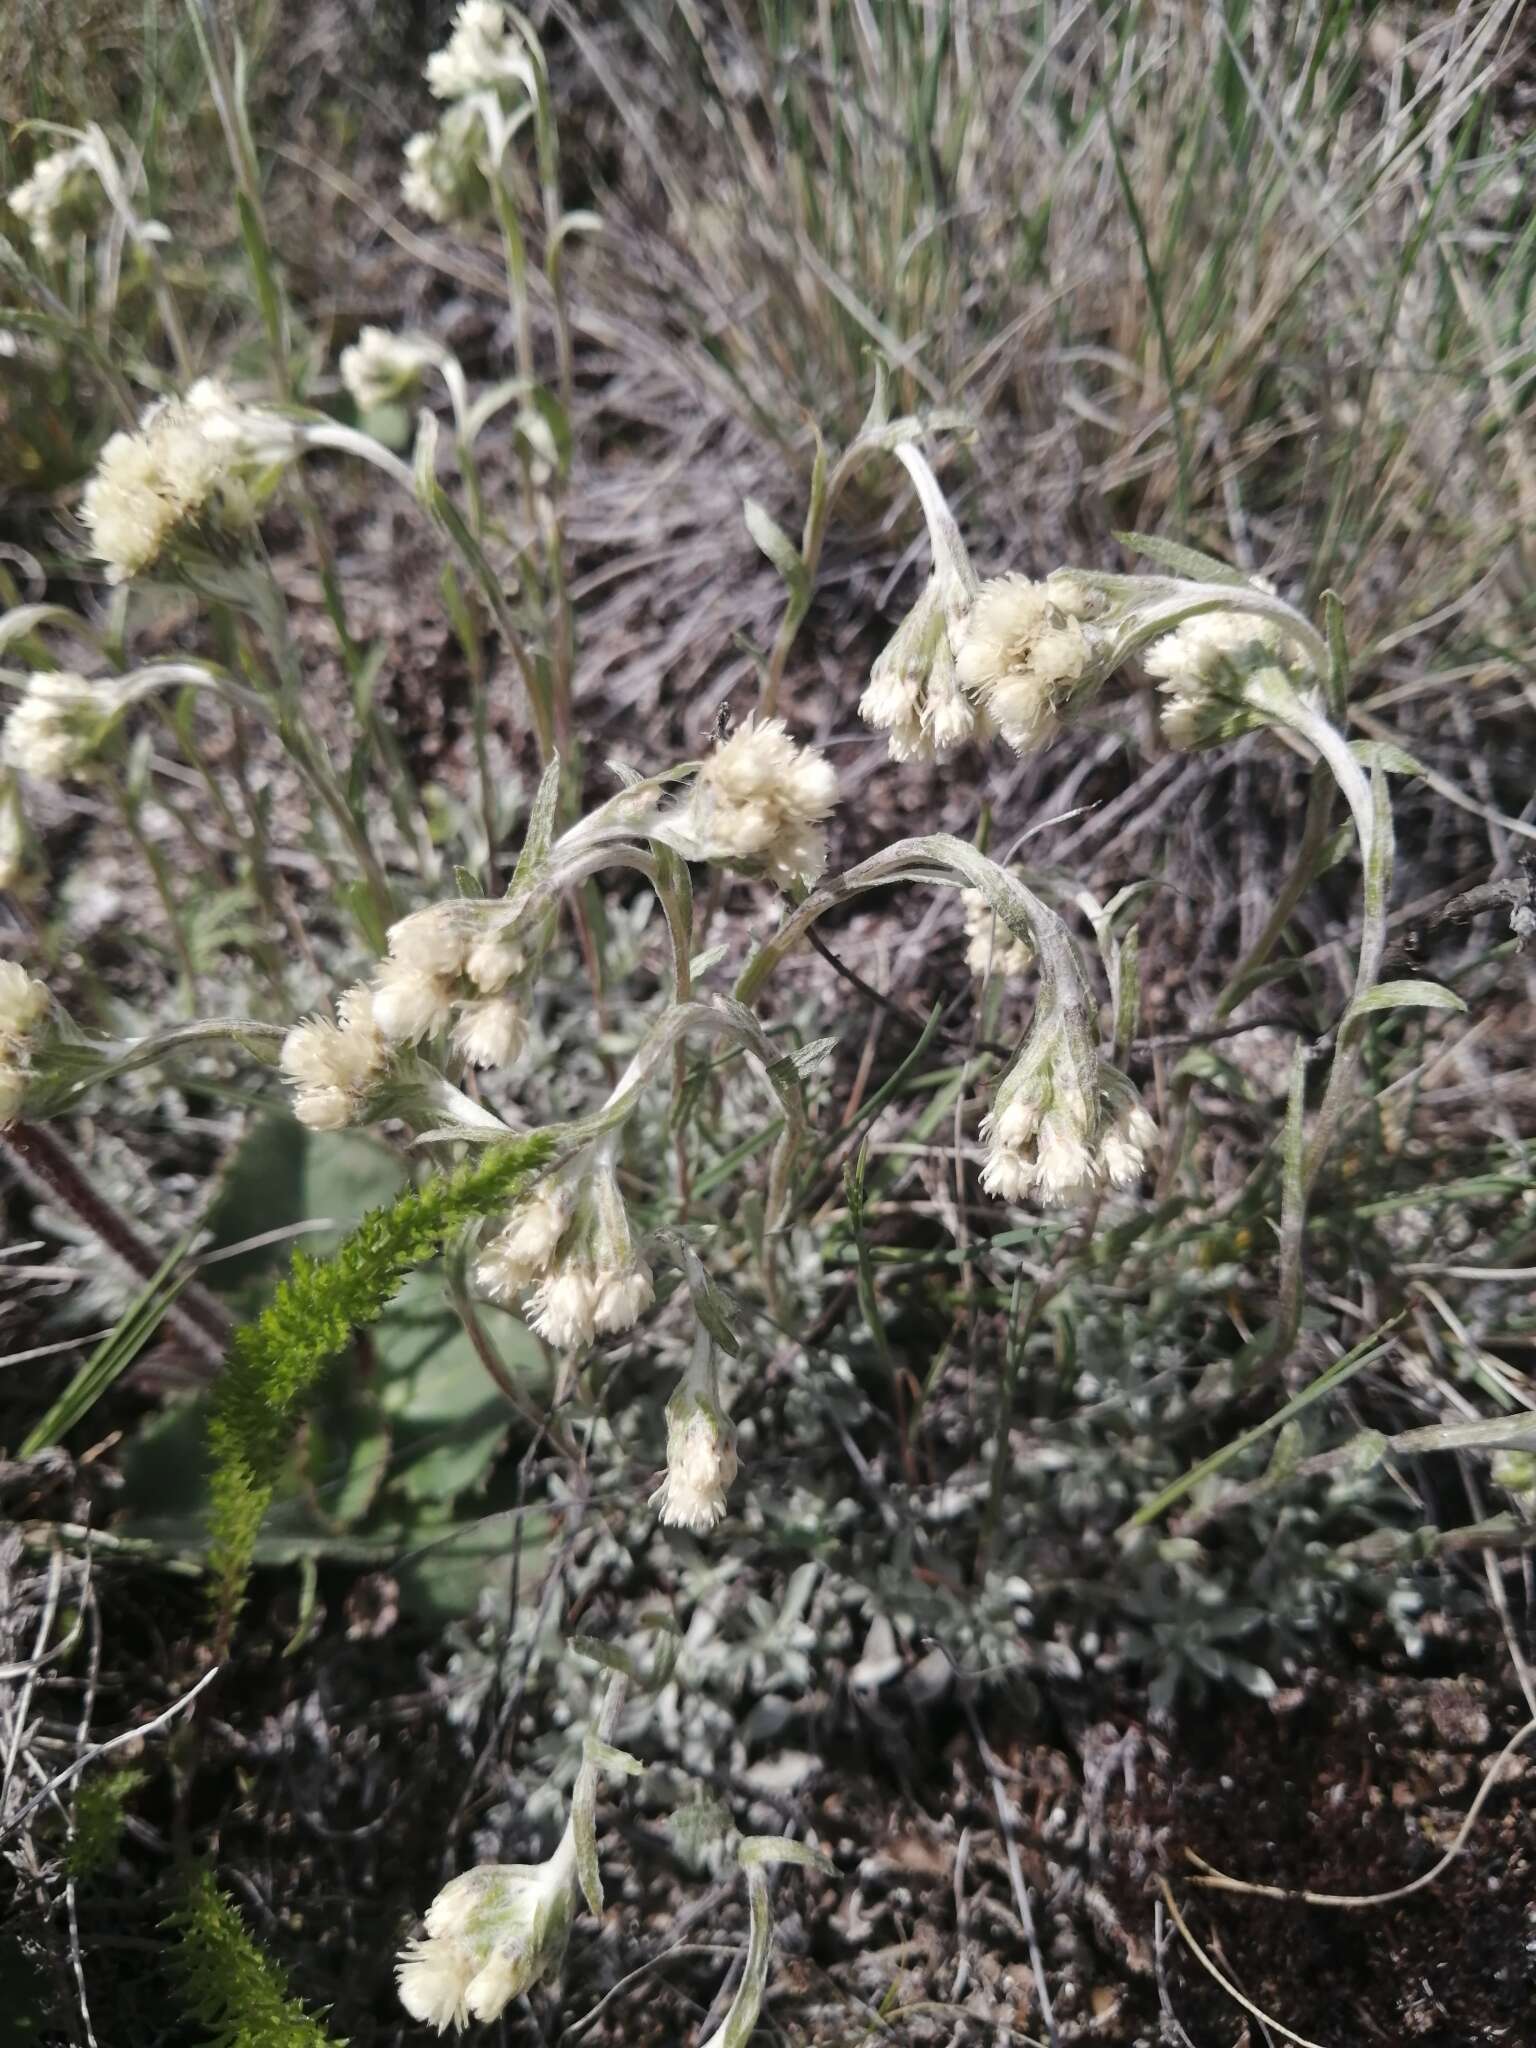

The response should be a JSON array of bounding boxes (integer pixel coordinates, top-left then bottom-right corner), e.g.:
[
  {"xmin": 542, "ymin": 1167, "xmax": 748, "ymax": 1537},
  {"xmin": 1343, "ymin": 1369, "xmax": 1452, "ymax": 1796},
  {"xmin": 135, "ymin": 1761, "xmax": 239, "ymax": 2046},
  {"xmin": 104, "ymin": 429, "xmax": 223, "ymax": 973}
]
[{"xmin": 451, "ymin": 995, "xmax": 526, "ymax": 1070}]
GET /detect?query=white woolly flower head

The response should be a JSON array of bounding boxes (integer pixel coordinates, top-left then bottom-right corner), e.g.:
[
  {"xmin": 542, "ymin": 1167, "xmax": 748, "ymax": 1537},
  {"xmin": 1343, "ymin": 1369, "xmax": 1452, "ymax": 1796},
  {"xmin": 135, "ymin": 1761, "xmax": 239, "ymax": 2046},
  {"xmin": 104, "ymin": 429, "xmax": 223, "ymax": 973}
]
[
  {"xmin": 484, "ymin": 1158, "xmax": 651, "ymax": 1348},
  {"xmin": 427, "ymin": 0, "xmax": 537, "ymax": 100},
  {"xmin": 401, "ymin": 104, "xmax": 489, "ymax": 222},
  {"xmin": 860, "ymin": 576, "xmax": 988, "ymax": 763},
  {"xmin": 451, "ymin": 995, "xmax": 526, "ymax": 1071},
  {"xmin": 954, "ymin": 573, "xmax": 1106, "ymax": 754},
  {"xmin": 279, "ymin": 983, "xmax": 388, "ymax": 1131},
  {"xmin": 980, "ymin": 1031, "xmax": 1156, "ymax": 1208},
  {"xmin": 651, "ymin": 1379, "xmax": 739, "ymax": 1533},
  {"xmin": 476, "ymin": 1182, "xmax": 576, "ymax": 1302},
  {"xmin": 369, "ymin": 905, "xmax": 470, "ymax": 1046},
  {"xmin": 398, "ymin": 1829, "xmax": 579, "ymax": 2033},
  {"xmin": 340, "ymin": 328, "xmax": 440, "ymax": 414},
  {"xmin": 0, "ymin": 959, "xmax": 51, "ymax": 1127},
  {"xmin": 9, "ymin": 142, "xmax": 101, "ymax": 258},
  {"xmin": 80, "ymin": 380, "xmax": 288, "ymax": 583},
  {"xmin": 1142, "ymin": 582, "xmax": 1312, "ymax": 751},
  {"xmin": 673, "ymin": 715, "xmax": 837, "ymax": 890},
  {"xmin": 4, "ymin": 672, "xmax": 122, "ymax": 782},
  {"xmin": 961, "ymin": 886, "xmax": 1035, "ymax": 981}
]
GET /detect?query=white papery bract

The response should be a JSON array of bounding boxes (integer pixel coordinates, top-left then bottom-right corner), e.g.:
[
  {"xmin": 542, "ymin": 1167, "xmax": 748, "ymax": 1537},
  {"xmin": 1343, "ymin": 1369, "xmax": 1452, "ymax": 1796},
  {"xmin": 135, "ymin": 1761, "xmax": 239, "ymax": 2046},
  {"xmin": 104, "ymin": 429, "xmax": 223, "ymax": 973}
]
[
  {"xmin": 397, "ymin": 1825, "xmax": 579, "ymax": 2033},
  {"xmin": 671, "ymin": 716, "xmax": 837, "ymax": 890},
  {"xmin": 4, "ymin": 673, "xmax": 120, "ymax": 782}
]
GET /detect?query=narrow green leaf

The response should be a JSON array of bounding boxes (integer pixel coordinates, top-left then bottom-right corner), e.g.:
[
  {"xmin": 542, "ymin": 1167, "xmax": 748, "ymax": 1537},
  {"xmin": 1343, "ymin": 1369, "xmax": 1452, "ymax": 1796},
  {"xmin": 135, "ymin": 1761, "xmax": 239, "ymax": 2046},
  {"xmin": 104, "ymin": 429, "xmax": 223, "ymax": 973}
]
[
  {"xmin": 742, "ymin": 498, "xmax": 810, "ymax": 611},
  {"xmin": 1345, "ymin": 977, "xmax": 1467, "ymax": 1021},
  {"xmin": 1112, "ymin": 530, "xmax": 1248, "ymax": 584}
]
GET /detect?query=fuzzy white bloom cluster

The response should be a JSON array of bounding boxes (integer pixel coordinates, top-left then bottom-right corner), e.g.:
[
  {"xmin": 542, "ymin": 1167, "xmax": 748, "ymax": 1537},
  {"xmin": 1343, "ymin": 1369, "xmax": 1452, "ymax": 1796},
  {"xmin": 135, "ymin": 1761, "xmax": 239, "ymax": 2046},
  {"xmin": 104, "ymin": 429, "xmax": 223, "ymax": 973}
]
[
  {"xmin": 81, "ymin": 379, "xmax": 294, "ymax": 583},
  {"xmin": 672, "ymin": 717, "xmax": 837, "ymax": 890},
  {"xmin": 398, "ymin": 1825, "xmax": 578, "ymax": 2033},
  {"xmin": 981, "ymin": 1043, "xmax": 1156, "ymax": 1207},
  {"xmin": 1143, "ymin": 582, "xmax": 1311, "ymax": 750},
  {"xmin": 961, "ymin": 886, "xmax": 1035, "ymax": 981},
  {"xmin": 340, "ymin": 328, "xmax": 440, "ymax": 413},
  {"xmin": 368, "ymin": 904, "xmax": 530, "ymax": 1068},
  {"xmin": 401, "ymin": 112, "xmax": 483, "ymax": 222},
  {"xmin": 8, "ymin": 142, "xmax": 100, "ymax": 258},
  {"xmin": 4, "ymin": 672, "xmax": 120, "ymax": 782},
  {"xmin": 954, "ymin": 573, "xmax": 1107, "ymax": 755},
  {"xmin": 280, "ymin": 986, "xmax": 388, "ymax": 1131},
  {"xmin": 477, "ymin": 1157, "xmax": 652, "ymax": 1349},
  {"xmin": 0, "ymin": 960, "xmax": 51, "ymax": 1126},
  {"xmin": 427, "ymin": 0, "xmax": 535, "ymax": 99},
  {"xmin": 651, "ymin": 1376, "xmax": 739, "ymax": 1533},
  {"xmin": 861, "ymin": 576, "xmax": 989, "ymax": 763}
]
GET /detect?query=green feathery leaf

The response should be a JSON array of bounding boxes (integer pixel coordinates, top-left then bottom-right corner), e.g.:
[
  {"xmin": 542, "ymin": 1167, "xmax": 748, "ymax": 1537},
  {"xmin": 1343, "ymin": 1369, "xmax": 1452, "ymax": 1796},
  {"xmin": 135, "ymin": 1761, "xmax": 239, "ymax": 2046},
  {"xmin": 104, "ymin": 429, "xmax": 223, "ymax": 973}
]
[
  {"xmin": 207, "ymin": 1132, "xmax": 554, "ymax": 1642},
  {"xmin": 165, "ymin": 1869, "xmax": 340, "ymax": 2048}
]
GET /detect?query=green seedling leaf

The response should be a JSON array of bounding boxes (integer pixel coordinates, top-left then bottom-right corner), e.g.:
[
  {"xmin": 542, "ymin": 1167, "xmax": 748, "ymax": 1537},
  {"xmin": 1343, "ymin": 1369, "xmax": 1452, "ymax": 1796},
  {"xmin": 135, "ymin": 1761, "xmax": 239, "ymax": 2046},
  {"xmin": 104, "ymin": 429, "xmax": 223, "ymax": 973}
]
[
  {"xmin": 1348, "ymin": 738, "xmax": 1426, "ymax": 778},
  {"xmin": 1113, "ymin": 531, "xmax": 1249, "ymax": 585},
  {"xmin": 1345, "ymin": 978, "xmax": 1467, "ymax": 1022},
  {"xmin": 742, "ymin": 498, "xmax": 810, "ymax": 614}
]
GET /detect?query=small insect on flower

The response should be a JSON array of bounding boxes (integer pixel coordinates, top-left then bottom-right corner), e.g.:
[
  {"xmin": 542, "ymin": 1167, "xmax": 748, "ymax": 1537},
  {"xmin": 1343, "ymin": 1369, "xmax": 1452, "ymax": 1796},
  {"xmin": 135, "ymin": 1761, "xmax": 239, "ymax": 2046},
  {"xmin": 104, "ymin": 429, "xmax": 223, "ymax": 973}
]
[
  {"xmin": 4, "ymin": 673, "xmax": 121, "ymax": 782},
  {"xmin": 398, "ymin": 1826, "xmax": 580, "ymax": 2033},
  {"xmin": 671, "ymin": 716, "xmax": 837, "ymax": 890},
  {"xmin": 340, "ymin": 328, "xmax": 440, "ymax": 414},
  {"xmin": 279, "ymin": 984, "xmax": 388, "ymax": 1131},
  {"xmin": 8, "ymin": 142, "xmax": 101, "ymax": 258},
  {"xmin": 651, "ymin": 1378, "xmax": 739, "ymax": 1533},
  {"xmin": 954, "ymin": 574, "xmax": 1103, "ymax": 755},
  {"xmin": 0, "ymin": 959, "xmax": 51, "ymax": 1127}
]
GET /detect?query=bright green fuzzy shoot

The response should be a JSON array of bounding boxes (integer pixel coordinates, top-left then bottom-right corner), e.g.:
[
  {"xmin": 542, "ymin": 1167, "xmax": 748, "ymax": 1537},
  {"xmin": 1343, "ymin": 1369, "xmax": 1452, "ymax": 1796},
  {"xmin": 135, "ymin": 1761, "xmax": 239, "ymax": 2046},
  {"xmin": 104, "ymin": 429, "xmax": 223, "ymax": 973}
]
[
  {"xmin": 207, "ymin": 1131, "xmax": 555, "ymax": 1644},
  {"xmin": 165, "ymin": 1869, "xmax": 340, "ymax": 2048},
  {"xmin": 66, "ymin": 1766, "xmax": 146, "ymax": 1881}
]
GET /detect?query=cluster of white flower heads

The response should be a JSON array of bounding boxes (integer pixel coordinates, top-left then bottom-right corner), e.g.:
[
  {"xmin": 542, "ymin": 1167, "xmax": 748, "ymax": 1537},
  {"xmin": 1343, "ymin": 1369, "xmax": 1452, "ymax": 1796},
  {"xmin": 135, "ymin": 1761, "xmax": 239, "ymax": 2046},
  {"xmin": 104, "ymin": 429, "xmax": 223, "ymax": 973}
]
[
  {"xmin": 81, "ymin": 379, "xmax": 292, "ymax": 583},
  {"xmin": 4, "ymin": 672, "xmax": 119, "ymax": 782},
  {"xmin": 961, "ymin": 886, "xmax": 1035, "ymax": 981},
  {"xmin": 427, "ymin": 0, "xmax": 534, "ymax": 99},
  {"xmin": 1142, "ymin": 582, "xmax": 1309, "ymax": 750},
  {"xmin": 8, "ymin": 142, "xmax": 100, "ymax": 258},
  {"xmin": 651, "ymin": 1380, "xmax": 739, "ymax": 1533},
  {"xmin": 397, "ymin": 1829, "xmax": 578, "ymax": 2033},
  {"xmin": 860, "ymin": 577, "xmax": 988, "ymax": 763},
  {"xmin": 675, "ymin": 716, "xmax": 837, "ymax": 890},
  {"xmin": 401, "ymin": 111, "xmax": 485, "ymax": 222},
  {"xmin": 0, "ymin": 960, "xmax": 50, "ymax": 1126},
  {"xmin": 280, "ymin": 986, "xmax": 388, "ymax": 1132},
  {"xmin": 981, "ymin": 1049, "xmax": 1156, "ymax": 1208},
  {"xmin": 340, "ymin": 328, "xmax": 439, "ymax": 414},
  {"xmin": 953, "ymin": 574, "xmax": 1104, "ymax": 754},
  {"xmin": 478, "ymin": 1160, "xmax": 653, "ymax": 1349},
  {"xmin": 367, "ymin": 904, "xmax": 531, "ymax": 1068}
]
